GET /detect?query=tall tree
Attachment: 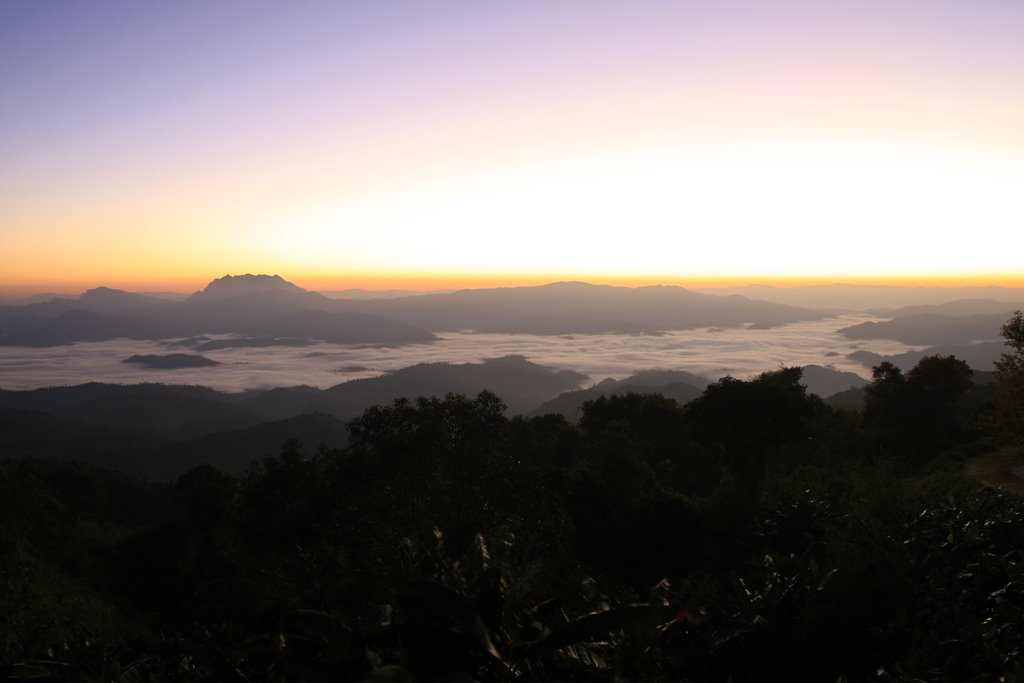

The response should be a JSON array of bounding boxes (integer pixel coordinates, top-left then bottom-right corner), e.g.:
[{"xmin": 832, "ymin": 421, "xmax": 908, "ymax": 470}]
[
  {"xmin": 989, "ymin": 311, "xmax": 1024, "ymax": 453},
  {"xmin": 864, "ymin": 355, "xmax": 974, "ymax": 464},
  {"xmin": 685, "ymin": 367, "xmax": 821, "ymax": 504}
]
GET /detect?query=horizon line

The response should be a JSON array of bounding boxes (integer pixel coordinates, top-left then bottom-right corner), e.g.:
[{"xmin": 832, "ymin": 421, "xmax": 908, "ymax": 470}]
[{"xmin": 2, "ymin": 270, "xmax": 1024, "ymax": 298}]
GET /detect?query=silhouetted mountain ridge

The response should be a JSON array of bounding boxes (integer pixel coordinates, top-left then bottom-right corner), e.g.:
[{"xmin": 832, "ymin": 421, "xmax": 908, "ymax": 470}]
[
  {"xmin": 799, "ymin": 364, "xmax": 868, "ymax": 397},
  {"xmin": 531, "ymin": 364, "xmax": 868, "ymax": 420},
  {"xmin": 313, "ymin": 355, "xmax": 587, "ymax": 416},
  {"xmin": 188, "ymin": 274, "xmax": 306, "ymax": 301},
  {"xmin": 0, "ymin": 275, "xmax": 435, "ymax": 347},
  {"xmin": 847, "ymin": 342, "xmax": 1006, "ymax": 373},
  {"xmin": 870, "ymin": 299, "xmax": 1024, "ymax": 318},
  {"xmin": 693, "ymin": 284, "xmax": 1024, "ymax": 311},
  {"xmin": 839, "ymin": 313, "xmax": 1008, "ymax": 345},
  {"xmin": 0, "ymin": 275, "xmax": 827, "ymax": 345},
  {"xmin": 335, "ymin": 280, "xmax": 825, "ymax": 334},
  {"xmin": 531, "ymin": 370, "xmax": 709, "ymax": 420}
]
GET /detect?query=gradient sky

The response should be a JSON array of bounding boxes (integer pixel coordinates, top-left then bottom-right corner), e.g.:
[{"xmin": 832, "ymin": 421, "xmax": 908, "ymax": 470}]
[{"xmin": 2, "ymin": 0, "xmax": 1022, "ymax": 294}]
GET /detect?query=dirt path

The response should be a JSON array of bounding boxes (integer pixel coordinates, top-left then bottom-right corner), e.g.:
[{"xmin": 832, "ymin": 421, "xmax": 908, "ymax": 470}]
[{"xmin": 966, "ymin": 449, "xmax": 1024, "ymax": 495}]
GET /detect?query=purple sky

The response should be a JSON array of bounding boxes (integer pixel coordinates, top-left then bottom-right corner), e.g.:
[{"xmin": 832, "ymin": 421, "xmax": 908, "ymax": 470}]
[{"xmin": 2, "ymin": 0, "xmax": 1022, "ymax": 292}]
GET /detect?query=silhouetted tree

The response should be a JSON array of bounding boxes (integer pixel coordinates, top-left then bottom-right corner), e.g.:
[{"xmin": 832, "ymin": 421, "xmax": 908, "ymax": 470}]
[
  {"xmin": 686, "ymin": 367, "xmax": 820, "ymax": 504},
  {"xmin": 579, "ymin": 392, "xmax": 716, "ymax": 495},
  {"xmin": 989, "ymin": 311, "xmax": 1024, "ymax": 453},
  {"xmin": 907, "ymin": 354, "xmax": 974, "ymax": 444},
  {"xmin": 344, "ymin": 391, "xmax": 535, "ymax": 554},
  {"xmin": 865, "ymin": 355, "xmax": 974, "ymax": 465},
  {"xmin": 863, "ymin": 361, "xmax": 908, "ymax": 437},
  {"xmin": 174, "ymin": 463, "xmax": 235, "ymax": 531},
  {"xmin": 507, "ymin": 412, "xmax": 581, "ymax": 470}
]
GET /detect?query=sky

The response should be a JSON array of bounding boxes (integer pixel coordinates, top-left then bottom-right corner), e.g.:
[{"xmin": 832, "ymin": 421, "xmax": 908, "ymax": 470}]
[{"xmin": 2, "ymin": 0, "xmax": 1022, "ymax": 295}]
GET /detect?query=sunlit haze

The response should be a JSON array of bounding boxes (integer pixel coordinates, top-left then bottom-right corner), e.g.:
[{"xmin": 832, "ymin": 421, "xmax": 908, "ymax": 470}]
[{"xmin": 2, "ymin": 0, "xmax": 1022, "ymax": 295}]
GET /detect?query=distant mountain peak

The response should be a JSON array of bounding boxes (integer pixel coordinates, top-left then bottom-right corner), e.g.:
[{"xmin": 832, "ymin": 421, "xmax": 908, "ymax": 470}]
[
  {"xmin": 77, "ymin": 286, "xmax": 169, "ymax": 309},
  {"xmin": 192, "ymin": 274, "xmax": 305, "ymax": 300},
  {"xmin": 80, "ymin": 286, "xmax": 131, "ymax": 300}
]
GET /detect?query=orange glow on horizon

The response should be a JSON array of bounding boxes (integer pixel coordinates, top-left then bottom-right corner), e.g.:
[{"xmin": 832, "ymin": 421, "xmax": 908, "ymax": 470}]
[
  {"xmin": 293, "ymin": 271, "xmax": 1024, "ymax": 293},
  {"xmin": 4, "ymin": 3, "xmax": 1023, "ymax": 304},
  {"xmin": 2, "ymin": 269, "xmax": 1022, "ymax": 299}
]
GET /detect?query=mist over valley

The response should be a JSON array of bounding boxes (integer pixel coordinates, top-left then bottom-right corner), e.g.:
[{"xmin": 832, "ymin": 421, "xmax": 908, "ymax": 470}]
[
  {"xmin": 1, "ymin": 275, "xmax": 1015, "ymax": 397},
  {"xmin": 0, "ymin": 315, "xmax": 923, "ymax": 393},
  {"xmin": 0, "ymin": 274, "xmax": 935, "ymax": 389}
]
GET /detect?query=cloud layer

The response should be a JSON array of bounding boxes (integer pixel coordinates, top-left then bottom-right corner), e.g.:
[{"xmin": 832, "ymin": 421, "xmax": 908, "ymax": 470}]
[{"xmin": 0, "ymin": 315, "xmax": 920, "ymax": 393}]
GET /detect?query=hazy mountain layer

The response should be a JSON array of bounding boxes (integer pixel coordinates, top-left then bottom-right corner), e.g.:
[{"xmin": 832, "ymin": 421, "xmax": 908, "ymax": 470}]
[
  {"xmin": 0, "ymin": 275, "xmax": 828, "ymax": 346},
  {"xmin": 799, "ymin": 364, "xmax": 869, "ymax": 397},
  {"xmin": 337, "ymin": 281, "xmax": 824, "ymax": 334},
  {"xmin": 0, "ymin": 275, "xmax": 436, "ymax": 347},
  {"xmin": 694, "ymin": 284, "xmax": 1024, "ymax": 311},
  {"xmin": 847, "ymin": 342, "xmax": 1006, "ymax": 373},
  {"xmin": 312, "ymin": 355, "xmax": 588, "ymax": 416},
  {"xmin": 873, "ymin": 299, "xmax": 1024, "ymax": 318},
  {"xmin": 838, "ymin": 313, "xmax": 1009, "ymax": 345},
  {"xmin": 530, "ymin": 370, "xmax": 709, "ymax": 420},
  {"xmin": 531, "ymin": 365, "xmax": 866, "ymax": 421}
]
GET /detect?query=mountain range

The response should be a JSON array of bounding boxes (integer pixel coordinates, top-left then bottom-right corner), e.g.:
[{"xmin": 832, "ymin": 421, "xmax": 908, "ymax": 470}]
[
  {"xmin": 694, "ymin": 284, "xmax": 1024, "ymax": 312},
  {"xmin": 1, "ymin": 273, "xmax": 1015, "ymax": 480},
  {"xmin": 0, "ymin": 275, "xmax": 436, "ymax": 347},
  {"xmin": 0, "ymin": 274, "xmax": 825, "ymax": 346},
  {"xmin": 329, "ymin": 280, "xmax": 824, "ymax": 333},
  {"xmin": 834, "ymin": 301, "xmax": 1021, "ymax": 374}
]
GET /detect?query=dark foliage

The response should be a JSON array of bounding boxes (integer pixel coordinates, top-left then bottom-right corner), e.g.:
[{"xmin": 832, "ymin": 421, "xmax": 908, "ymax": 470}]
[
  {"xmin": 864, "ymin": 355, "xmax": 977, "ymax": 466},
  {"xmin": 988, "ymin": 311, "xmax": 1024, "ymax": 453},
  {"xmin": 3, "ymin": 341, "xmax": 1022, "ymax": 681}
]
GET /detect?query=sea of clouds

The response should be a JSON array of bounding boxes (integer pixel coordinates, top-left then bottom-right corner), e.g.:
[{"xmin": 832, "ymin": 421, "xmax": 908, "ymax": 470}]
[{"xmin": 0, "ymin": 315, "xmax": 921, "ymax": 393}]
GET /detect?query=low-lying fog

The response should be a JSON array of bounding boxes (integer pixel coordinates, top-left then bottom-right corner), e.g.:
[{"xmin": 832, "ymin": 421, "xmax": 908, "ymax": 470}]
[{"xmin": 0, "ymin": 315, "xmax": 920, "ymax": 392}]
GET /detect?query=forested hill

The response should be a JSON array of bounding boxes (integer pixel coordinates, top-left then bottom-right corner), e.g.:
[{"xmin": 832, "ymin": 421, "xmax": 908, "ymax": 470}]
[
  {"xmin": 0, "ymin": 356, "xmax": 876, "ymax": 480},
  {"xmin": 4, "ymin": 314, "xmax": 1024, "ymax": 681},
  {"xmin": 0, "ymin": 356, "xmax": 585, "ymax": 478}
]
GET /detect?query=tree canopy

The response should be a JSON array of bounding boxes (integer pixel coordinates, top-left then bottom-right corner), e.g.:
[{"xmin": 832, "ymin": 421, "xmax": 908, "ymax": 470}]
[
  {"xmin": 4, "ymin": 332, "xmax": 1023, "ymax": 681},
  {"xmin": 990, "ymin": 311, "xmax": 1024, "ymax": 453}
]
